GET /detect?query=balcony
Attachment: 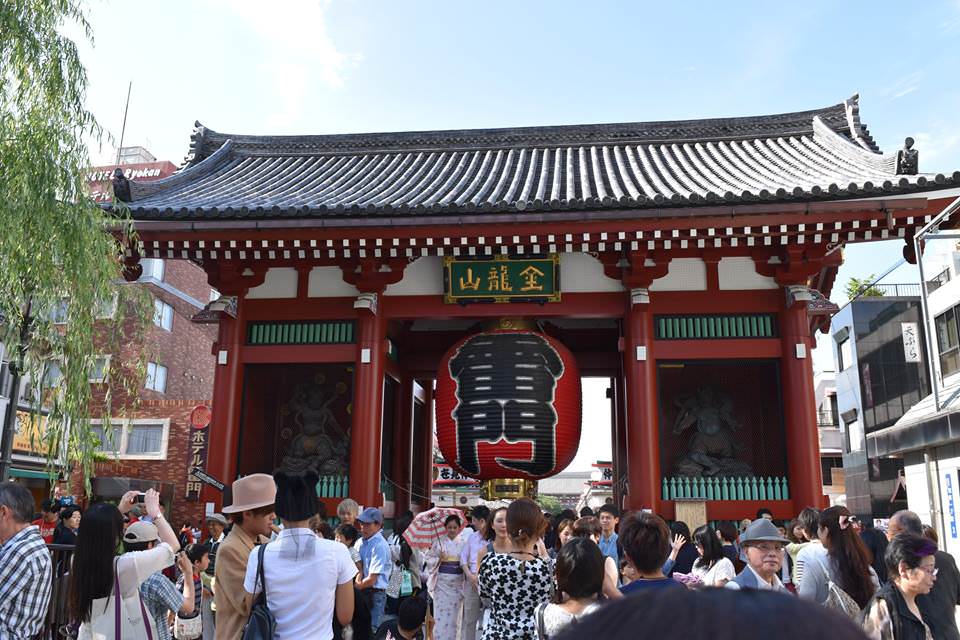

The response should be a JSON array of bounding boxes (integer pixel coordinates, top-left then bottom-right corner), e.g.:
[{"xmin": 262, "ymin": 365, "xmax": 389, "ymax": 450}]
[
  {"xmin": 819, "ymin": 426, "xmax": 844, "ymax": 453},
  {"xmin": 869, "ymin": 283, "xmax": 923, "ymax": 297},
  {"xmin": 926, "ymin": 267, "xmax": 951, "ymax": 294},
  {"xmin": 817, "ymin": 409, "xmax": 838, "ymax": 427}
]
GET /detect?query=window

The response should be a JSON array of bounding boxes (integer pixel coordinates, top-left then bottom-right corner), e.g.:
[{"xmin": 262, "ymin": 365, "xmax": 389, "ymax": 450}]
[
  {"xmin": 89, "ymin": 356, "xmax": 110, "ymax": 383},
  {"xmin": 845, "ymin": 418, "xmax": 864, "ymax": 452},
  {"xmin": 936, "ymin": 307, "xmax": 960, "ymax": 378},
  {"xmin": 145, "ymin": 362, "xmax": 167, "ymax": 393},
  {"xmin": 42, "ymin": 362, "xmax": 63, "ymax": 390},
  {"xmin": 125, "ymin": 424, "xmax": 164, "ymax": 455},
  {"xmin": 209, "ymin": 288, "xmax": 221, "ymax": 302},
  {"xmin": 153, "ymin": 299, "xmax": 173, "ymax": 331},
  {"xmin": 50, "ymin": 299, "xmax": 69, "ymax": 324},
  {"xmin": 90, "ymin": 419, "xmax": 169, "ymax": 459},
  {"xmin": 96, "ymin": 293, "xmax": 118, "ymax": 319},
  {"xmin": 90, "ymin": 423, "xmax": 121, "ymax": 454},
  {"xmin": 838, "ymin": 338, "xmax": 853, "ymax": 371},
  {"xmin": 140, "ymin": 258, "xmax": 165, "ymax": 281}
]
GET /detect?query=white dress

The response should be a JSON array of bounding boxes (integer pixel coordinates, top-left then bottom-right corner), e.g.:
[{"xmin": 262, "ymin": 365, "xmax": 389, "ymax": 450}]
[{"xmin": 690, "ymin": 557, "xmax": 736, "ymax": 586}]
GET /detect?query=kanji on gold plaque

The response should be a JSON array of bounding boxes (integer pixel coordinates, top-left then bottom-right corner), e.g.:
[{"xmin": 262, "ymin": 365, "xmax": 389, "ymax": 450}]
[{"xmin": 444, "ymin": 255, "xmax": 559, "ymax": 303}]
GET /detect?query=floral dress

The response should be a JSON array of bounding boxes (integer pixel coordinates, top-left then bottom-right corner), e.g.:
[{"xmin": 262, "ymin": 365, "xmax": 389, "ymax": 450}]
[{"xmin": 478, "ymin": 553, "xmax": 552, "ymax": 640}]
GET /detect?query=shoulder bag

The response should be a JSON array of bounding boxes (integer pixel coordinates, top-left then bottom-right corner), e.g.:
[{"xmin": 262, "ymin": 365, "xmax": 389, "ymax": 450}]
[
  {"xmin": 242, "ymin": 544, "xmax": 276, "ymax": 640},
  {"xmin": 817, "ymin": 556, "xmax": 861, "ymax": 620},
  {"xmin": 174, "ymin": 575, "xmax": 202, "ymax": 640},
  {"xmin": 87, "ymin": 557, "xmax": 157, "ymax": 640}
]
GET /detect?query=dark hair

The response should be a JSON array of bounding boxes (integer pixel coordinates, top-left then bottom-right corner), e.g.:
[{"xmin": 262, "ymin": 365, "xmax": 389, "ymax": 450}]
[
  {"xmin": 274, "ymin": 469, "xmax": 318, "ymax": 522},
  {"xmin": 41, "ymin": 498, "xmax": 61, "ymax": 514},
  {"xmin": 554, "ymin": 537, "xmax": 604, "ymax": 601},
  {"xmin": 485, "ymin": 507, "xmax": 506, "ymax": 541},
  {"xmin": 444, "ymin": 514, "xmax": 462, "ymax": 528},
  {"xmin": 796, "ymin": 508, "xmax": 820, "ymax": 540},
  {"xmin": 860, "ymin": 527, "xmax": 889, "ymax": 585},
  {"xmin": 890, "ymin": 510, "xmax": 924, "ymax": 536},
  {"xmin": 231, "ymin": 503, "xmax": 276, "ymax": 525},
  {"xmin": 309, "ymin": 515, "xmax": 335, "ymax": 539},
  {"xmin": 885, "ymin": 533, "xmax": 938, "ymax": 581},
  {"xmin": 784, "ymin": 519, "xmax": 801, "ymax": 544},
  {"xmin": 572, "ymin": 516, "xmax": 602, "ymax": 539},
  {"xmin": 597, "ymin": 504, "xmax": 620, "ymax": 519},
  {"xmin": 471, "ymin": 505, "xmax": 490, "ymax": 522},
  {"xmin": 506, "ymin": 498, "xmax": 545, "ymax": 544},
  {"xmin": 756, "ymin": 508, "xmax": 773, "ymax": 519},
  {"xmin": 396, "ymin": 536, "xmax": 414, "ymax": 570},
  {"xmin": 818, "ymin": 506, "xmax": 875, "ymax": 608},
  {"xmin": 579, "ymin": 506, "xmax": 594, "ymax": 517},
  {"xmin": 670, "ymin": 520, "xmax": 691, "ymax": 540},
  {"xmin": 68, "ymin": 502, "xmax": 125, "ymax": 621},
  {"xmin": 336, "ymin": 523, "xmax": 360, "ymax": 545},
  {"xmin": 398, "ymin": 593, "xmax": 428, "ymax": 632},
  {"xmin": 922, "ymin": 524, "xmax": 939, "ymax": 547},
  {"xmin": 185, "ymin": 542, "xmax": 211, "ymax": 564},
  {"xmin": 0, "ymin": 484, "xmax": 35, "ymax": 523},
  {"xmin": 393, "ymin": 513, "xmax": 413, "ymax": 539},
  {"xmin": 123, "ymin": 539, "xmax": 153, "ymax": 553},
  {"xmin": 551, "ymin": 586, "xmax": 868, "ymax": 640},
  {"xmin": 717, "ymin": 521, "xmax": 738, "ymax": 544},
  {"xmin": 620, "ymin": 512, "xmax": 670, "ymax": 574},
  {"xmin": 693, "ymin": 525, "xmax": 725, "ymax": 570},
  {"xmin": 554, "ymin": 518, "xmax": 574, "ymax": 551}
]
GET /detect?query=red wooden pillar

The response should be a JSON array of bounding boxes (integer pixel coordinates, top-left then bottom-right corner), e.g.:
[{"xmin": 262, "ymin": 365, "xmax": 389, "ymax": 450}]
[
  {"xmin": 415, "ymin": 381, "xmax": 435, "ymax": 511},
  {"xmin": 614, "ymin": 374, "xmax": 628, "ymax": 511},
  {"xmin": 779, "ymin": 296, "xmax": 826, "ymax": 510},
  {"xmin": 391, "ymin": 375, "xmax": 414, "ymax": 515},
  {"xmin": 203, "ymin": 299, "xmax": 245, "ymax": 509},
  {"xmin": 622, "ymin": 289, "xmax": 660, "ymax": 513},
  {"xmin": 349, "ymin": 298, "xmax": 387, "ymax": 508}
]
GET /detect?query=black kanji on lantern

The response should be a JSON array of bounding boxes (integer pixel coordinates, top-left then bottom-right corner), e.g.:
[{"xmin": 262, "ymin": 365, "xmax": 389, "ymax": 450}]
[{"xmin": 448, "ymin": 332, "xmax": 564, "ymax": 476}]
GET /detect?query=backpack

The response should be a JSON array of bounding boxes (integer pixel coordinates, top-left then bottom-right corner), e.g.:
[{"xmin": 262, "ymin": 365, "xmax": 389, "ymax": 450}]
[
  {"xmin": 817, "ymin": 557, "xmax": 861, "ymax": 620},
  {"xmin": 242, "ymin": 544, "xmax": 276, "ymax": 640}
]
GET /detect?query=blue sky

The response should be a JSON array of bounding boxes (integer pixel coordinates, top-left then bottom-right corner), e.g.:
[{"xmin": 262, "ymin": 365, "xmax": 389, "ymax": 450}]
[{"xmin": 75, "ymin": 1, "xmax": 960, "ymax": 468}]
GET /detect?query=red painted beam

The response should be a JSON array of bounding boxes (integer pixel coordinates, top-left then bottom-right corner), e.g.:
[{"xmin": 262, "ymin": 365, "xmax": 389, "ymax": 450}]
[
  {"xmin": 244, "ymin": 298, "xmax": 356, "ymax": 321},
  {"xmin": 658, "ymin": 500, "xmax": 794, "ymax": 521},
  {"xmin": 653, "ymin": 339, "xmax": 781, "ymax": 360},
  {"xmin": 382, "ymin": 292, "xmax": 626, "ymax": 319}
]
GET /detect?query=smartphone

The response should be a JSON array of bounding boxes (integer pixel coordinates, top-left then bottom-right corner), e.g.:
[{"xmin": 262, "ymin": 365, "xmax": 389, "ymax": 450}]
[{"xmin": 134, "ymin": 492, "xmax": 146, "ymax": 504}]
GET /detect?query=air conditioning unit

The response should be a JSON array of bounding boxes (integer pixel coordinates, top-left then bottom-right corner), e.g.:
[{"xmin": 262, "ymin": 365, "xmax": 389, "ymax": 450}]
[{"xmin": 0, "ymin": 361, "xmax": 10, "ymax": 400}]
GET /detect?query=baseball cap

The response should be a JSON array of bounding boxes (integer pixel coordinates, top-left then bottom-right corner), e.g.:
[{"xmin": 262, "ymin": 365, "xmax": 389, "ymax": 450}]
[
  {"xmin": 124, "ymin": 521, "xmax": 159, "ymax": 544},
  {"xmin": 357, "ymin": 507, "xmax": 383, "ymax": 524}
]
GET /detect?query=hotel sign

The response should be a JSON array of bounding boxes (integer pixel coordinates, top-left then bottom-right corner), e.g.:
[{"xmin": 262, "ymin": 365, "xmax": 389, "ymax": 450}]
[{"xmin": 443, "ymin": 255, "xmax": 560, "ymax": 303}]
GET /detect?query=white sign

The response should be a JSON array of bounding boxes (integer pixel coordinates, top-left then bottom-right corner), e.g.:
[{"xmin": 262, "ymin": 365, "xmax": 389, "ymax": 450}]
[{"xmin": 901, "ymin": 322, "xmax": 921, "ymax": 363}]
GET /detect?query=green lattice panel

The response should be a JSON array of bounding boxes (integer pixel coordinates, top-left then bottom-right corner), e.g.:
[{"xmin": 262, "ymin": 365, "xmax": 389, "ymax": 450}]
[
  {"xmin": 247, "ymin": 320, "xmax": 356, "ymax": 345},
  {"xmin": 655, "ymin": 314, "xmax": 776, "ymax": 340}
]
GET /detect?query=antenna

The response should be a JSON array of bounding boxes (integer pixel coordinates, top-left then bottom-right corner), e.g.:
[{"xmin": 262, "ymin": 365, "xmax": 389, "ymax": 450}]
[{"xmin": 115, "ymin": 81, "xmax": 132, "ymax": 165}]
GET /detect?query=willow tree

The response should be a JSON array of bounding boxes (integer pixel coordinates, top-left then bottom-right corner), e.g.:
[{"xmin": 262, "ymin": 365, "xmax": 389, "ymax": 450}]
[{"xmin": 0, "ymin": 1, "xmax": 149, "ymax": 488}]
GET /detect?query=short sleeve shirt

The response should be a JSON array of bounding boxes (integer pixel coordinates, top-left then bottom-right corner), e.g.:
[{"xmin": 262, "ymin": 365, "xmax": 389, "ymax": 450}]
[
  {"xmin": 359, "ymin": 531, "xmax": 392, "ymax": 590},
  {"xmin": 140, "ymin": 571, "xmax": 183, "ymax": 640},
  {"xmin": 479, "ymin": 553, "xmax": 552, "ymax": 640},
  {"xmin": 244, "ymin": 528, "xmax": 357, "ymax": 640}
]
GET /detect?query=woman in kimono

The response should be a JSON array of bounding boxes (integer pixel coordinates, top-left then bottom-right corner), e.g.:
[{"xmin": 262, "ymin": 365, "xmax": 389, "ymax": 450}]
[{"xmin": 428, "ymin": 514, "xmax": 466, "ymax": 640}]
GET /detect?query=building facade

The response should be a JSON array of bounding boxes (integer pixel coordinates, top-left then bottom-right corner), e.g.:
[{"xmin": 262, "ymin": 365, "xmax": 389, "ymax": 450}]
[
  {"xmin": 110, "ymin": 96, "xmax": 960, "ymax": 520},
  {"xmin": 830, "ymin": 289, "xmax": 929, "ymax": 519}
]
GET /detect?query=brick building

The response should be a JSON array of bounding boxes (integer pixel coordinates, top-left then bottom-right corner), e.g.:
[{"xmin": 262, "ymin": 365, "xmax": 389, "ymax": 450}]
[{"xmin": 63, "ymin": 150, "xmax": 218, "ymax": 527}]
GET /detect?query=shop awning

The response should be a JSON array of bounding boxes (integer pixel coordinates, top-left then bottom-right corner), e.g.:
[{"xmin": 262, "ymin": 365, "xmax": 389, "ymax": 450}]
[{"xmin": 10, "ymin": 467, "xmax": 52, "ymax": 480}]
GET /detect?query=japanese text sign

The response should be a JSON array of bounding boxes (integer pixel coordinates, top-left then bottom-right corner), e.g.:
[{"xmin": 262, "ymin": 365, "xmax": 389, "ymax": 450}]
[{"xmin": 443, "ymin": 255, "xmax": 560, "ymax": 303}]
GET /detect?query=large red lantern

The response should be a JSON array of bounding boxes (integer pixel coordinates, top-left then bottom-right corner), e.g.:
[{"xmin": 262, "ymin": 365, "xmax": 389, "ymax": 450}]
[{"xmin": 435, "ymin": 329, "xmax": 581, "ymax": 480}]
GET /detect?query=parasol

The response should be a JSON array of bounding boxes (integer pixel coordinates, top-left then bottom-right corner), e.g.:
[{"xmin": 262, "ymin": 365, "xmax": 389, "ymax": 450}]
[{"xmin": 402, "ymin": 506, "xmax": 464, "ymax": 549}]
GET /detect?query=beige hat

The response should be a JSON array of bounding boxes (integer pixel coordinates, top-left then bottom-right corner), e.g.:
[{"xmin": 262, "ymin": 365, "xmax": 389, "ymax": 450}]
[
  {"xmin": 222, "ymin": 473, "xmax": 276, "ymax": 514},
  {"xmin": 124, "ymin": 521, "xmax": 159, "ymax": 544}
]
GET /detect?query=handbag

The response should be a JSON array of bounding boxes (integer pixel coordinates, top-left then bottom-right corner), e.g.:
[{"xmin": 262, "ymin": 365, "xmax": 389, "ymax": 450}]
[
  {"xmin": 817, "ymin": 557, "xmax": 861, "ymax": 620},
  {"xmin": 242, "ymin": 544, "xmax": 276, "ymax": 640},
  {"xmin": 174, "ymin": 612, "xmax": 202, "ymax": 639},
  {"xmin": 387, "ymin": 563, "xmax": 414, "ymax": 598}
]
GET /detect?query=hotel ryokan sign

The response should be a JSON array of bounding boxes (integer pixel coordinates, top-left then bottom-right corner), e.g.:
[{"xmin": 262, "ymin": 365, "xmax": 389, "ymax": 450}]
[{"xmin": 443, "ymin": 255, "xmax": 560, "ymax": 304}]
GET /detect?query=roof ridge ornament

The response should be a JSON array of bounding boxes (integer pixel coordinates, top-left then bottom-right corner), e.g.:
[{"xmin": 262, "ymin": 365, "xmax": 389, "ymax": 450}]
[
  {"xmin": 843, "ymin": 94, "xmax": 879, "ymax": 152},
  {"xmin": 896, "ymin": 137, "xmax": 919, "ymax": 175}
]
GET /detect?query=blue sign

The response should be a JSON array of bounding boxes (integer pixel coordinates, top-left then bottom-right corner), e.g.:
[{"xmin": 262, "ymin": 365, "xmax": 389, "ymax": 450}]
[{"xmin": 946, "ymin": 472, "xmax": 957, "ymax": 539}]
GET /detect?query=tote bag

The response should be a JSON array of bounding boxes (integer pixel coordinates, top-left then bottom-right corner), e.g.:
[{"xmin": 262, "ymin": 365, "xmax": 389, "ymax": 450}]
[
  {"xmin": 817, "ymin": 557, "xmax": 861, "ymax": 620},
  {"xmin": 86, "ymin": 558, "xmax": 157, "ymax": 640}
]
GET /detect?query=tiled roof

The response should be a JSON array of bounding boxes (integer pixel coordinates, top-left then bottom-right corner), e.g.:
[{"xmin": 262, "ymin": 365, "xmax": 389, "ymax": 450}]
[{"xmin": 117, "ymin": 95, "xmax": 960, "ymax": 221}]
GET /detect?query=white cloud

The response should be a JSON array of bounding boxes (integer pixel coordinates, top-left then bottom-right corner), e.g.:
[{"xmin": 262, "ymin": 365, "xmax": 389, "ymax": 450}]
[
  {"xmin": 210, "ymin": 0, "xmax": 358, "ymax": 127},
  {"xmin": 881, "ymin": 71, "xmax": 924, "ymax": 101},
  {"xmin": 913, "ymin": 128, "xmax": 960, "ymax": 169}
]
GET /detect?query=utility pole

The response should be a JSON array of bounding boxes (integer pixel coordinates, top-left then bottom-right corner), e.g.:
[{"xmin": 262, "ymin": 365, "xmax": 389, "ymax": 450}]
[{"xmin": 0, "ymin": 300, "xmax": 33, "ymax": 482}]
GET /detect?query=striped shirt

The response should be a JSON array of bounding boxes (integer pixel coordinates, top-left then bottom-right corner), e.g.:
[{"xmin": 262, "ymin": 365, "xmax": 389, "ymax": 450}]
[{"xmin": 0, "ymin": 525, "xmax": 52, "ymax": 640}]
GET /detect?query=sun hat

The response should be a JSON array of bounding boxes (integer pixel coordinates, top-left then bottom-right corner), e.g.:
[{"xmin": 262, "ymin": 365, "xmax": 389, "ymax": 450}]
[
  {"xmin": 222, "ymin": 473, "xmax": 276, "ymax": 514},
  {"xmin": 740, "ymin": 518, "xmax": 789, "ymax": 545},
  {"xmin": 124, "ymin": 521, "xmax": 159, "ymax": 544},
  {"xmin": 357, "ymin": 507, "xmax": 384, "ymax": 524}
]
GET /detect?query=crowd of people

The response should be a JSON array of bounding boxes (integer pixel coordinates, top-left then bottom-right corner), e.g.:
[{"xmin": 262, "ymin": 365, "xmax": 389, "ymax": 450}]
[{"xmin": 3, "ymin": 477, "xmax": 960, "ymax": 640}]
